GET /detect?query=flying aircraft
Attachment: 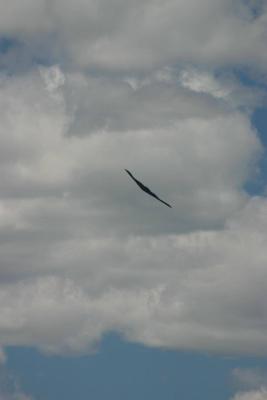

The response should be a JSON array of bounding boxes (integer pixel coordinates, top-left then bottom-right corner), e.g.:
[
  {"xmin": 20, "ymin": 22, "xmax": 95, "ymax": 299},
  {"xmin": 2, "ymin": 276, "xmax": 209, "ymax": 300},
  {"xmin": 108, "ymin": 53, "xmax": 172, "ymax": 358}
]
[{"xmin": 125, "ymin": 169, "xmax": 172, "ymax": 208}]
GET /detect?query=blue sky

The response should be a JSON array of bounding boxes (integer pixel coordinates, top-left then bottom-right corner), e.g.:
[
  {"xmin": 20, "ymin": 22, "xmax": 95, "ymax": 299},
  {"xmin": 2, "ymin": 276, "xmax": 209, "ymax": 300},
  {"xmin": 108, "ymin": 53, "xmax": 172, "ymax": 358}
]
[
  {"xmin": 0, "ymin": 1, "xmax": 267, "ymax": 399},
  {"xmin": 5, "ymin": 333, "xmax": 267, "ymax": 400}
]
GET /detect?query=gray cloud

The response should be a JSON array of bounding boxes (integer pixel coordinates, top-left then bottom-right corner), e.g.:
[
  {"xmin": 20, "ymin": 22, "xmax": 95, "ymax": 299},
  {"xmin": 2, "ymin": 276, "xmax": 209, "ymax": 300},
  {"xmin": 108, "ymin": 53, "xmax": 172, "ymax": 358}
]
[
  {"xmin": 231, "ymin": 367, "xmax": 267, "ymax": 400},
  {"xmin": 0, "ymin": 0, "xmax": 267, "ymax": 359},
  {"xmin": 0, "ymin": 350, "xmax": 6, "ymax": 365},
  {"xmin": 232, "ymin": 368, "xmax": 267, "ymax": 390},
  {"xmin": 63, "ymin": 67, "xmax": 264, "ymax": 136},
  {"xmin": 231, "ymin": 389, "xmax": 267, "ymax": 400},
  {"xmin": 0, "ymin": 67, "xmax": 261, "ymax": 239},
  {"xmin": 2, "ymin": 198, "xmax": 267, "ymax": 355},
  {"xmin": 0, "ymin": 66, "xmax": 266, "ymax": 356},
  {"xmin": 0, "ymin": 0, "xmax": 267, "ymax": 73}
]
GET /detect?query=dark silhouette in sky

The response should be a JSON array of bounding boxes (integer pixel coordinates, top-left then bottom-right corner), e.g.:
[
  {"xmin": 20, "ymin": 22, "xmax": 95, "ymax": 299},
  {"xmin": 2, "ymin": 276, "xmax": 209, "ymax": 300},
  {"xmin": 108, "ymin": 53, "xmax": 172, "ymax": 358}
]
[{"xmin": 125, "ymin": 169, "xmax": 172, "ymax": 208}]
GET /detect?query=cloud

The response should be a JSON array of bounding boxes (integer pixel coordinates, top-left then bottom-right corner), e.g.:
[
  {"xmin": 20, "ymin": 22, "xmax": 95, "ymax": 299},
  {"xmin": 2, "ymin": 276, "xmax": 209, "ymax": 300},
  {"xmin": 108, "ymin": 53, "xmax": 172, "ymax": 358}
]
[
  {"xmin": 232, "ymin": 368, "xmax": 267, "ymax": 390},
  {"xmin": 62, "ymin": 70, "xmax": 228, "ymax": 134},
  {"xmin": 63, "ymin": 67, "xmax": 264, "ymax": 136},
  {"xmin": 2, "ymin": 197, "xmax": 267, "ymax": 355},
  {"xmin": 0, "ymin": 65, "xmax": 266, "ymax": 356},
  {"xmin": 0, "ymin": 0, "xmax": 267, "ymax": 72},
  {"xmin": 0, "ymin": 349, "xmax": 6, "ymax": 365},
  {"xmin": 0, "ymin": 66, "xmax": 260, "ymax": 236},
  {"xmin": 180, "ymin": 69, "xmax": 235, "ymax": 99},
  {"xmin": 231, "ymin": 389, "xmax": 267, "ymax": 400},
  {"xmin": 178, "ymin": 68, "xmax": 265, "ymax": 109},
  {"xmin": 230, "ymin": 367, "xmax": 267, "ymax": 400}
]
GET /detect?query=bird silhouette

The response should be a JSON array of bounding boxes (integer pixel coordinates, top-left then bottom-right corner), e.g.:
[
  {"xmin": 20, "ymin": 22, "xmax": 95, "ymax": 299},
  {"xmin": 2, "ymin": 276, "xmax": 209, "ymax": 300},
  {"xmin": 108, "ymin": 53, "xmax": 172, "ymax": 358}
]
[{"xmin": 125, "ymin": 169, "xmax": 172, "ymax": 208}]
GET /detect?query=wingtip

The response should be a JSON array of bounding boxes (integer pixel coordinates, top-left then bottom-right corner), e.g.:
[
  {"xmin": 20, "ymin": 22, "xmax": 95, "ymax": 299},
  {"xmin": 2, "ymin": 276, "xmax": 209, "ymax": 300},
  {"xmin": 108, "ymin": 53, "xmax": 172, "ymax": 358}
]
[{"xmin": 163, "ymin": 200, "xmax": 172, "ymax": 208}]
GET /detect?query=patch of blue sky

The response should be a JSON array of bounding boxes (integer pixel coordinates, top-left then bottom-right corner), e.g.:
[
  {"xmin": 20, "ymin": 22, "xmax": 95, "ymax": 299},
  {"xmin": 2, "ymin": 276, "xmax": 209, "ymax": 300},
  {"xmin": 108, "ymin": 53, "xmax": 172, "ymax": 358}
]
[
  {"xmin": 231, "ymin": 69, "xmax": 267, "ymax": 196},
  {"xmin": 0, "ymin": 35, "xmax": 59, "ymax": 76},
  {"xmin": 245, "ymin": 106, "xmax": 267, "ymax": 195},
  {"xmin": 5, "ymin": 334, "xmax": 267, "ymax": 400},
  {"xmin": 0, "ymin": 37, "xmax": 18, "ymax": 54},
  {"xmin": 242, "ymin": 0, "xmax": 265, "ymax": 19},
  {"xmin": 245, "ymin": 114, "xmax": 266, "ymax": 195}
]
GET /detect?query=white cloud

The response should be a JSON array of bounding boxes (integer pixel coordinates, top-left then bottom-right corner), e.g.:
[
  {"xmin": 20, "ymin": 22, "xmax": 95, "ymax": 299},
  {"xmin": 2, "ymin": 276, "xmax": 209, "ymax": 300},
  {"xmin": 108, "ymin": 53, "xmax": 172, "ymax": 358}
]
[
  {"xmin": 179, "ymin": 69, "xmax": 232, "ymax": 99},
  {"xmin": 178, "ymin": 69, "xmax": 264, "ymax": 109},
  {"xmin": 0, "ymin": 66, "xmax": 266, "ymax": 356},
  {"xmin": 39, "ymin": 65, "xmax": 65, "ymax": 94}
]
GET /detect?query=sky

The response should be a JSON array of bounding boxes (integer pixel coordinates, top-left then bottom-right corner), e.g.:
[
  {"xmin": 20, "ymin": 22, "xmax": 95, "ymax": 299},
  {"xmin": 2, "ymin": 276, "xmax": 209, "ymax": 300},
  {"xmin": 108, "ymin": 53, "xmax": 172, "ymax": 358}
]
[{"xmin": 0, "ymin": 0, "xmax": 267, "ymax": 399}]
